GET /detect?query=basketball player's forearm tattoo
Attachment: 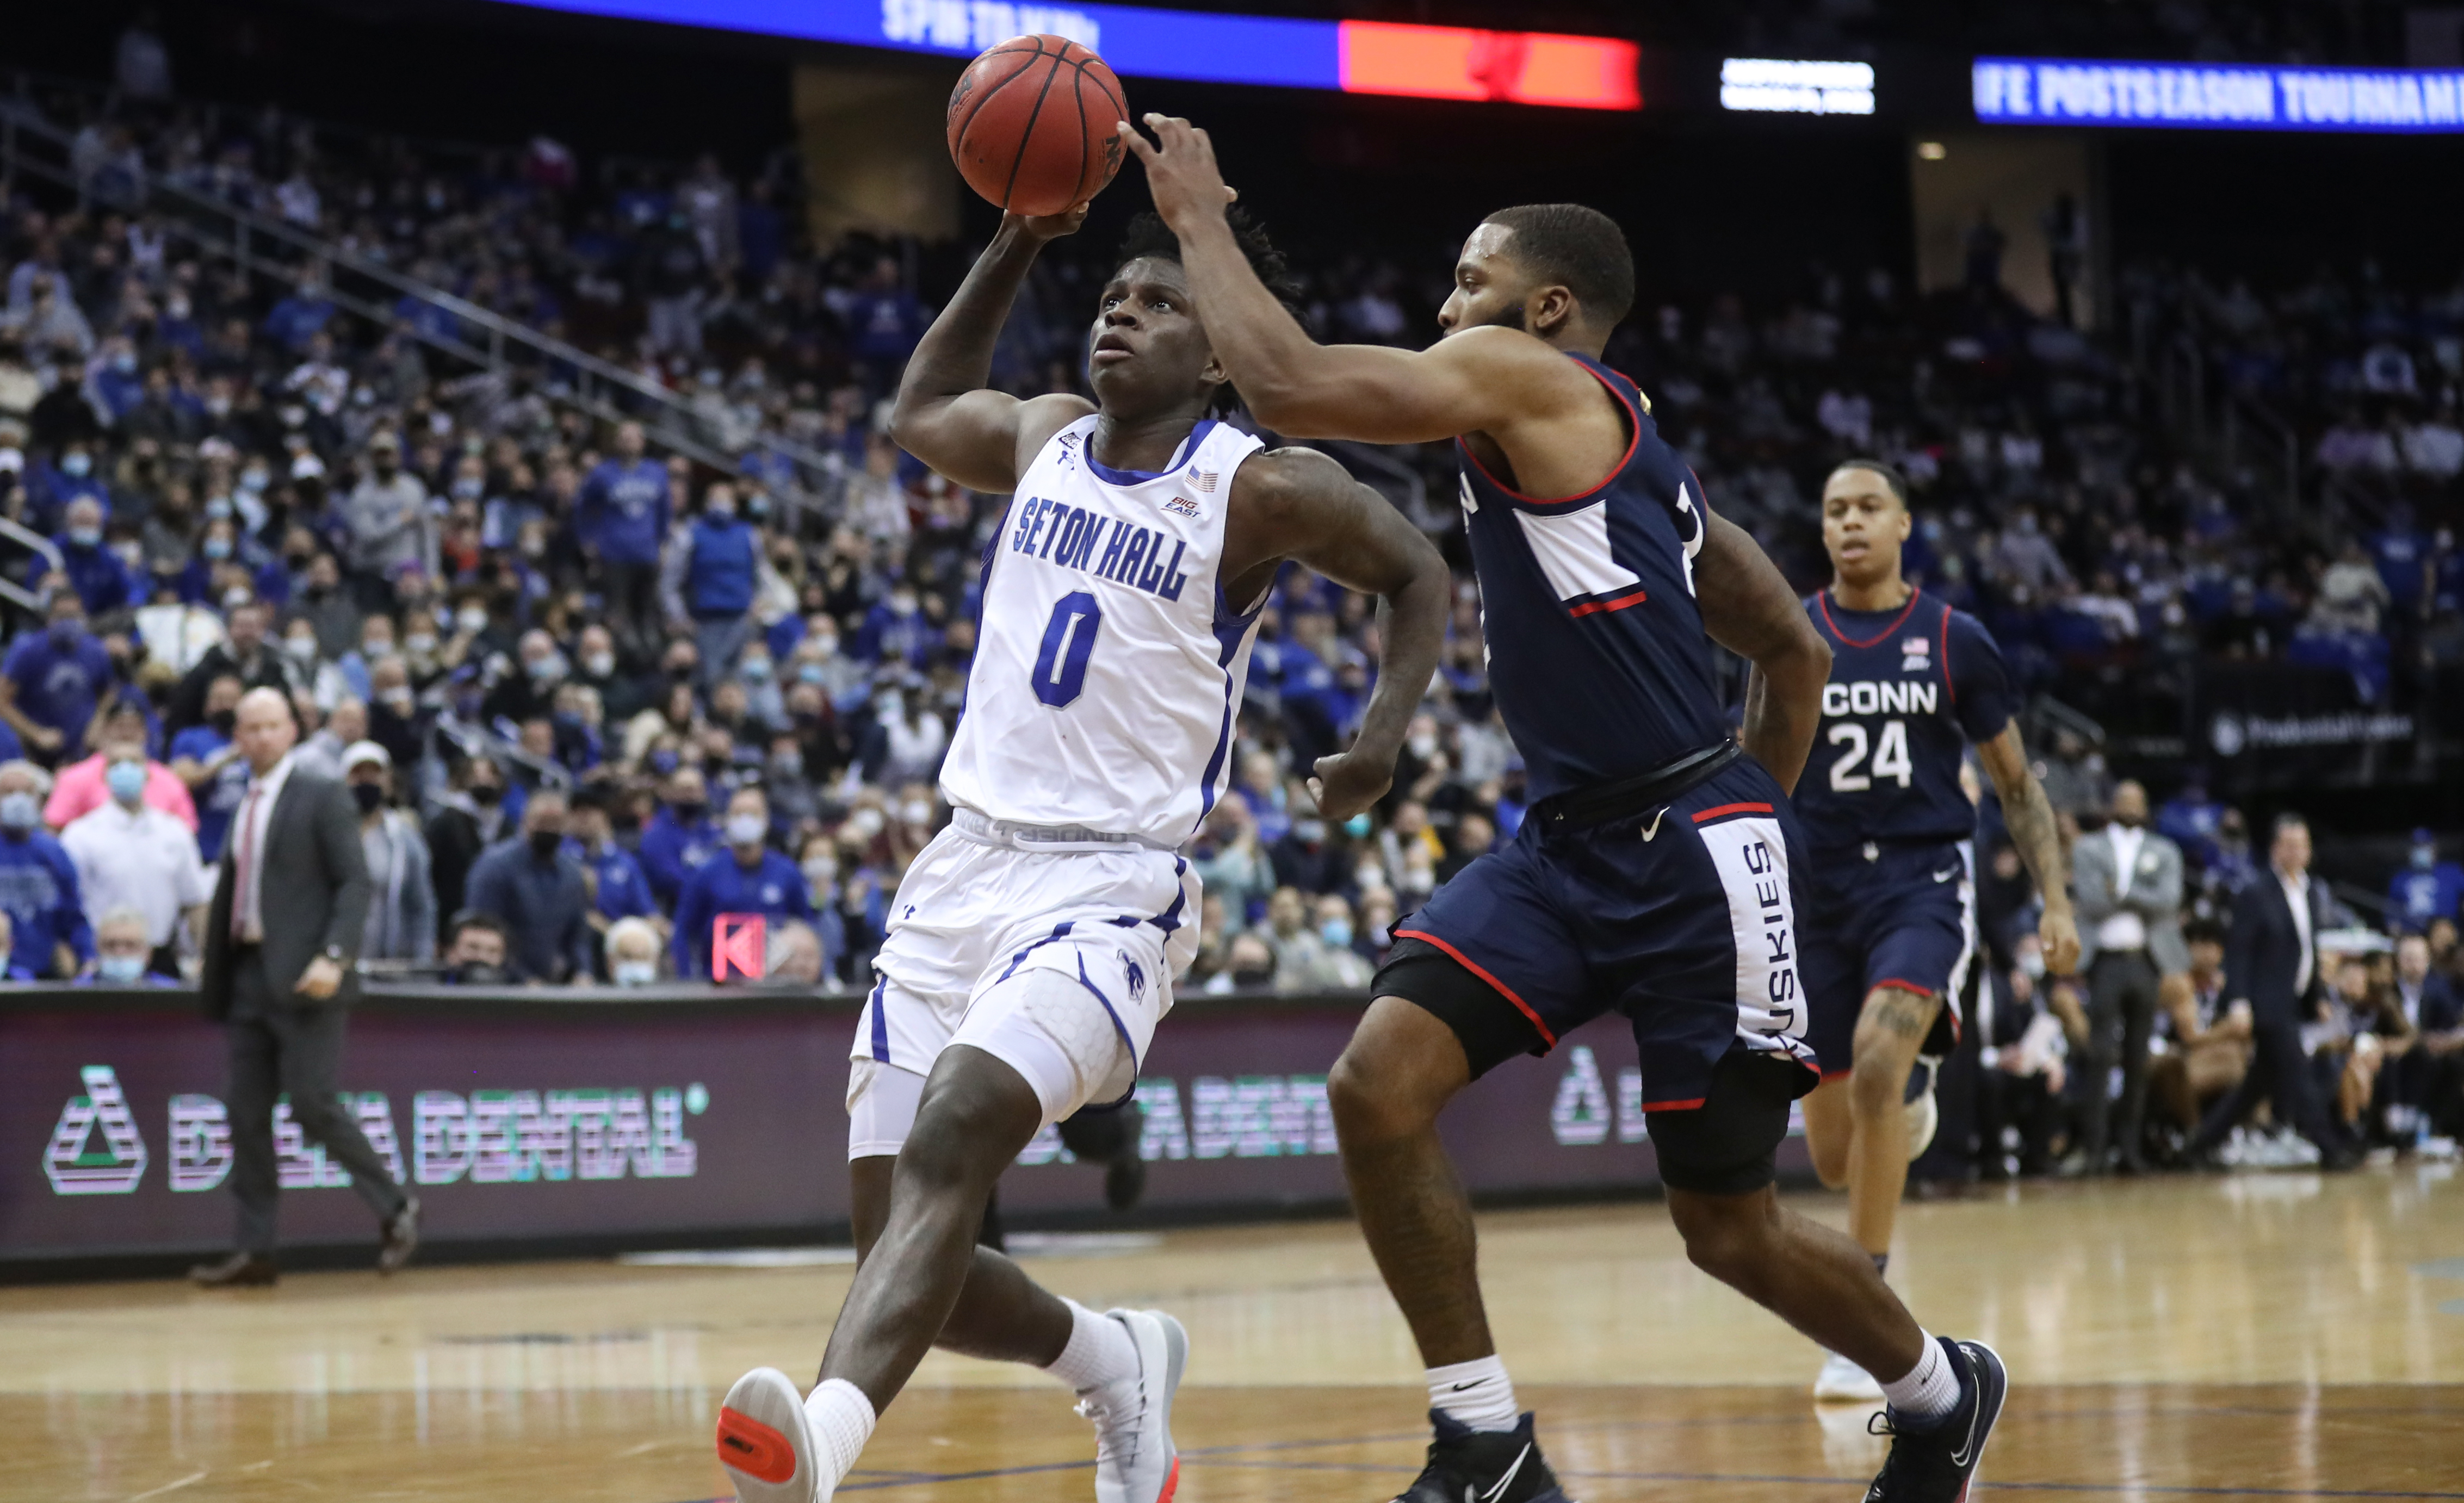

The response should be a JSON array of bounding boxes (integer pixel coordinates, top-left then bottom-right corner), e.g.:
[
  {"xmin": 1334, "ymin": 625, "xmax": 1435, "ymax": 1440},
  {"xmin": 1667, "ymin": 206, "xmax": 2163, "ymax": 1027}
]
[{"xmin": 2001, "ymin": 770, "xmax": 2071, "ymax": 916}]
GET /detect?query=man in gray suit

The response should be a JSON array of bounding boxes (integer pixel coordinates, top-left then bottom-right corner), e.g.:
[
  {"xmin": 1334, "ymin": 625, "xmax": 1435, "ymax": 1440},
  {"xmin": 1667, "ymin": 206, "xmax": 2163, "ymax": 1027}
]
[
  {"xmin": 2070, "ymin": 779, "xmax": 2189, "ymax": 1173},
  {"xmin": 190, "ymin": 688, "xmax": 419, "ymax": 1287}
]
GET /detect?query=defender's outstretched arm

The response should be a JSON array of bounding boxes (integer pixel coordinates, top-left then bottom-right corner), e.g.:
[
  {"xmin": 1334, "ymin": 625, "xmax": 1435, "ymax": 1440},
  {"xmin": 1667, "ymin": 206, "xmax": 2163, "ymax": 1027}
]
[
  {"xmin": 1693, "ymin": 512, "xmax": 1830, "ymax": 795},
  {"xmin": 889, "ymin": 209, "xmax": 1096, "ymax": 493},
  {"xmin": 1124, "ymin": 118, "xmax": 1584, "ymax": 444}
]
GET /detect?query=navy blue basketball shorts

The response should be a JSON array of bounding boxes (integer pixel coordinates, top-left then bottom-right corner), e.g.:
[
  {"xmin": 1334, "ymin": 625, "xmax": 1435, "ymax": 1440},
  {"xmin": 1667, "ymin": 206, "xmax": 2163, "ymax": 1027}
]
[
  {"xmin": 1372, "ymin": 758, "xmax": 1821, "ymax": 1196},
  {"xmin": 1800, "ymin": 840, "xmax": 1977, "ymax": 1080}
]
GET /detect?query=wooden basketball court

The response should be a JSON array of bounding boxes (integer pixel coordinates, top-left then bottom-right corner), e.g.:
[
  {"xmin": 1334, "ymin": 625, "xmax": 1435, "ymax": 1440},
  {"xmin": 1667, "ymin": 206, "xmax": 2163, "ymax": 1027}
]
[{"xmin": 8, "ymin": 1167, "xmax": 2461, "ymax": 1501}]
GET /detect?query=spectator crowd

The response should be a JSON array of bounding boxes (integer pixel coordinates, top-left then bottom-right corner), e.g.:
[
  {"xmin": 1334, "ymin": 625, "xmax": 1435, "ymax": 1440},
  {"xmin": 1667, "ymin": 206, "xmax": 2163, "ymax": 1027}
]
[{"xmin": 0, "ymin": 58, "xmax": 2459, "ymax": 1170}]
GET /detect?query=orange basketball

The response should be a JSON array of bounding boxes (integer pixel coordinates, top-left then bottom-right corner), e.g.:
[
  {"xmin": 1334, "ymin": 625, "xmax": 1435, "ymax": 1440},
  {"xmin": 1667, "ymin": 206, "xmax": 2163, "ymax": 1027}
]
[{"xmin": 945, "ymin": 35, "xmax": 1128, "ymax": 217}]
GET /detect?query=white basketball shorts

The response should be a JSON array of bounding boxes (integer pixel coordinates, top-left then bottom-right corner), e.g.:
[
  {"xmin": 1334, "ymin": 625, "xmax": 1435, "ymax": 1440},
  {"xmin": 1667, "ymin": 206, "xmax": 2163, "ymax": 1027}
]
[{"xmin": 845, "ymin": 824, "xmax": 1198, "ymax": 1159}]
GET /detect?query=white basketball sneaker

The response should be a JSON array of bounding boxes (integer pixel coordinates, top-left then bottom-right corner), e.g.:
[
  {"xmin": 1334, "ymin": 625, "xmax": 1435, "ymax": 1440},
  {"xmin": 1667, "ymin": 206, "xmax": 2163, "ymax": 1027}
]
[
  {"xmin": 717, "ymin": 1367, "xmax": 830, "ymax": 1503},
  {"xmin": 1903, "ymin": 1054, "xmax": 1942, "ymax": 1163},
  {"xmin": 1813, "ymin": 1349, "xmax": 1887, "ymax": 1403},
  {"xmin": 1074, "ymin": 1308, "xmax": 1187, "ymax": 1503}
]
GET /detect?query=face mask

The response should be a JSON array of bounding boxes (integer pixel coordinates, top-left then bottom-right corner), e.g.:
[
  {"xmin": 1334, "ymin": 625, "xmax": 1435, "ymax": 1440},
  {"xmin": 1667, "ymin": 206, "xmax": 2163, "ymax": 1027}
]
[
  {"xmin": 746, "ymin": 493, "xmax": 771, "ymax": 519},
  {"xmin": 529, "ymin": 829, "xmax": 565, "ymax": 860},
  {"xmin": 68, "ymin": 525, "xmax": 101, "ymax": 548},
  {"xmin": 847, "ymin": 807, "xmax": 885, "ymax": 839},
  {"xmin": 811, "ymin": 635, "xmax": 839, "ymax": 659},
  {"xmin": 351, "ymin": 782, "xmax": 385, "ymax": 813},
  {"xmin": 742, "ymin": 656, "xmax": 772, "ymax": 682},
  {"xmin": 205, "ymin": 495, "xmax": 234, "ymax": 520},
  {"xmin": 112, "ymin": 351, "xmax": 137, "ymax": 374},
  {"xmin": 1408, "ymin": 734, "xmax": 1438, "ymax": 759},
  {"xmin": 1320, "ymin": 918, "xmax": 1353, "ymax": 948},
  {"xmin": 798, "ymin": 662, "xmax": 826, "ymax": 686},
  {"xmin": 707, "ymin": 499, "xmax": 736, "ymax": 520},
  {"xmin": 0, "ymin": 792, "xmax": 38, "ymax": 831},
  {"xmin": 802, "ymin": 855, "xmax": 837, "ymax": 887},
  {"xmin": 204, "ymin": 537, "xmax": 233, "ymax": 560},
  {"xmin": 726, "ymin": 812, "xmax": 766, "ymax": 846},
  {"xmin": 455, "ymin": 962, "xmax": 510, "ymax": 985},
  {"xmin": 1231, "ymin": 966, "xmax": 1274, "ymax": 989},
  {"xmin": 772, "ymin": 750, "xmax": 803, "ymax": 778},
  {"xmin": 888, "ymin": 591, "xmax": 918, "ymax": 616},
  {"xmin": 451, "ymin": 476, "xmax": 484, "ymax": 501},
  {"xmin": 526, "ymin": 653, "xmax": 562, "ymax": 681},
  {"xmin": 2019, "ymin": 950, "xmax": 2046, "ymax": 980},
  {"xmin": 62, "ymin": 453, "xmax": 92, "ymax": 477},
  {"xmin": 1342, "ymin": 812, "xmax": 1372, "ymax": 838},
  {"xmin": 406, "ymin": 633, "xmax": 437, "ymax": 655},
  {"xmin": 2416, "ymin": 847, "xmax": 2437, "ymax": 871},
  {"xmin": 876, "ymin": 693, "xmax": 903, "ymax": 721},
  {"xmin": 900, "ymin": 799, "xmax": 931, "ymax": 825},
  {"xmin": 614, "ymin": 960, "xmax": 658, "ymax": 986},
  {"xmin": 456, "ymin": 608, "xmax": 488, "ymax": 635},
  {"xmin": 209, "ymin": 709, "xmax": 237, "ymax": 735},
  {"xmin": 240, "ymin": 468, "xmax": 268, "ymax": 493},
  {"xmin": 671, "ymin": 799, "xmax": 705, "ymax": 824},
  {"xmin": 1294, "ymin": 819, "xmax": 1327, "ymax": 844},
  {"xmin": 106, "ymin": 762, "xmax": 147, "ymax": 805},
  {"xmin": 468, "ymin": 783, "xmax": 503, "ymax": 807},
  {"xmin": 284, "ymin": 636, "xmax": 318, "ymax": 662},
  {"xmin": 380, "ymin": 686, "xmax": 413, "ymax": 712},
  {"xmin": 583, "ymin": 651, "xmax": 615, "ymax": 679},
  {"xmin": 649, "ymin": 749, "xmax": 680, "ymax": 777},
  {"xmin": 98, "ymin": 953, "xmax": 147, "ymax": 983}
]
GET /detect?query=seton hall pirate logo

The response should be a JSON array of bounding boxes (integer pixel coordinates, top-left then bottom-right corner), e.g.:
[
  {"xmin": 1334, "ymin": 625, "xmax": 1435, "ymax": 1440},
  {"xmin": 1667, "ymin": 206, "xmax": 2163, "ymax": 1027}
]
[{"xmin": 1901, "ymin": 634, "xmax": 1932, "ymax": 674}]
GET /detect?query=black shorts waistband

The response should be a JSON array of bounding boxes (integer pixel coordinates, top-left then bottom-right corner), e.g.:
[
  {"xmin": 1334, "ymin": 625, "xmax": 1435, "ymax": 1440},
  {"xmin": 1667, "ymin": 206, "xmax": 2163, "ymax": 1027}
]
[{"xmin": 1530, "ymin": 741, "xmax": 1741, "ymax": 831}]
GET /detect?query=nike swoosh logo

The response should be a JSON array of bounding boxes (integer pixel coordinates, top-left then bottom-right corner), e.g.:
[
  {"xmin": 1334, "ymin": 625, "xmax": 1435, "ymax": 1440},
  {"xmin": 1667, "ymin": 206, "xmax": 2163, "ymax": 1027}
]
[
  {"xmin": 1479, "ymin": 1444, "xmax": 1531, "ymax": 1503},
  {"xmin": 1640, "ymin": 810, "xmax": 1664, "ymax": 842},
  {"xmin": 1947, "ymin": 1349, "xmax": 1984, "ymax": 1467},
  {"xmin": 1933, "ymin": 867, "xmax": 1959, "ymax": 883},
  {"xmin": 1447, "ymin": 1380, "xmax": 1483, "ymax": 1391}
]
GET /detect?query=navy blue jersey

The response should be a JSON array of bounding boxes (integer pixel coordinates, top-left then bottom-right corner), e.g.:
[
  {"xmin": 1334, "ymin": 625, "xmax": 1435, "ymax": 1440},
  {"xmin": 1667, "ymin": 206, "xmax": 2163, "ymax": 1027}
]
[
  {"xmin": 1791, "ymin": 588, "xmax": 2016, "ymax": 858},
  {"xmin": 1457, "ymin": 355, "xmax": 1729, "ymax": 802}
]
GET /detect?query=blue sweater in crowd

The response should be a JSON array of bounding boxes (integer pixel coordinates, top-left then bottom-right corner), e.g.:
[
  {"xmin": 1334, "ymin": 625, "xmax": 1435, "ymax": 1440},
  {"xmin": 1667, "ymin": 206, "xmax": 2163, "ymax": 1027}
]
[
  {"xmin": 637, "ymin": 807, "xmax": 721, "ymax": 909},
  {"xmin": 57, "ymin": 538, "xmax": 141, "ymax": 617},
  {"xmin": 684, "ymin": 514, "xmax": 757, "ymax": 618},
  {"xmin": 672, "ymin": 847, "xmax": 813, "ymax": 978},
  {"xmin": 575, "ymin": 457, "xmax": 672, "ymax": 567},
  {"xmin": 566, "ymin": 836, "xmax": 658, "ymax": 921},
  {"xmin": 0, "ymin": 829, "xmax": 93, "ymax": 977},
  {"xmin": 2, "ymin": 628, "xmax": 114, "ymax": 759}
]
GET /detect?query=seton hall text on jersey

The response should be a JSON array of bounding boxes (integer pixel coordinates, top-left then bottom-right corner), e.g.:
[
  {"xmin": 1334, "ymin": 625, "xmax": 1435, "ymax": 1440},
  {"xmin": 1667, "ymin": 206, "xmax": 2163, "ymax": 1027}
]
[
  {"xmin": 1006, "ymin": 494, "xmax": 1192, "ymax": 602},
  {"xmin": 1821, "ymin": 680, "xmax": 1940, "ymax": 717}
]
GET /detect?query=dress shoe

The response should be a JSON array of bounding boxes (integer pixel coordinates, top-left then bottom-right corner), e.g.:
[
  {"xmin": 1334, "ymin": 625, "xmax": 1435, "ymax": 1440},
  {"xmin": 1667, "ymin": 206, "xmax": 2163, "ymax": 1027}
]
[
  {"xmin": 378, "ymin": 1196, "xmax": 422, "ymax": 1275},
  {"xmin": 190, "ymin": 1251, "xmax": 278, "ymax": 1288}
]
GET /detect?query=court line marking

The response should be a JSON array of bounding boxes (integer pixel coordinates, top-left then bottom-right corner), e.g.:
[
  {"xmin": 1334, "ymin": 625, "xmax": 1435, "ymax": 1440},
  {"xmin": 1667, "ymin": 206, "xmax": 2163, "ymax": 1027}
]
[{"xmin": 121, "ymin": 1471, "xmax": 208, "ymax": 1502}]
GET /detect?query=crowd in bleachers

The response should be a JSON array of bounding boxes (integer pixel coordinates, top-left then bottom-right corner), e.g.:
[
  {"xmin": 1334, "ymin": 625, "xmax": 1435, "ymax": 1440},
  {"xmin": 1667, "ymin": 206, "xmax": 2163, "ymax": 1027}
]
[{"xmin": 0, "ymin": 59, "xmax": 2460, "ymax": 1167}]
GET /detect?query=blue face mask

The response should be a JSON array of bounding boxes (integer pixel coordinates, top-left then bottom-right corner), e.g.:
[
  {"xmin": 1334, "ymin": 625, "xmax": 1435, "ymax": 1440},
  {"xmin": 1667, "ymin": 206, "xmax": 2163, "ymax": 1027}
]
[
  {"xmin": 798, "ymin": 662, "xmax": 826, "ymax": 686},
  {"xmin": 68, "ymin": 526, "xmax": 101, "ymax": 548},
  {"xmin": 106, "ymin": 762, "xmax": 147, "ymax": 805},
  {"xmin": 1343, "ymin": 812, "xmax": 1372, "ymax": 838},
  {"xmin": 742, "ymin": 656, "xmax": 772, "ymax": 682},
  {"xmin": 204, "ymin": 538, "xmax": 233, "ymax": 560},
  {"xmin": 649, "ymin": 749, "xmax": 680, "ymax": 776},
  {"xmin": 98, "ymin": 953, "xmax": 147, "ymax": 983},
  {"xmin": 1320, "ymin": 918, "xmax": 1354, "ymax": 948},
  {"xmin": 0, "ymin": 792, "xmax": 38, "ymax": 831},
  {"xmin": 61, "ymin": 452, "xmax": 92, "ymax": 477}
]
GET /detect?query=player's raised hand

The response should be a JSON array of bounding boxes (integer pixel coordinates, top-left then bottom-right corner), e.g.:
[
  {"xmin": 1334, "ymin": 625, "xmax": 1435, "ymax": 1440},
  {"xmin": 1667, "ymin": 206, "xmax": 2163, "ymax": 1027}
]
[
  {"xmin": 1119, "ymin": 114, "xmax": 1237, "ymax": 232},
  {"xmin": 1308, "ymin": 749, "xmax": 1393, "ymax": 825},
  {"xmin": 1004, "ymin": 203, "xmax": 1091, "ymax": 243}
]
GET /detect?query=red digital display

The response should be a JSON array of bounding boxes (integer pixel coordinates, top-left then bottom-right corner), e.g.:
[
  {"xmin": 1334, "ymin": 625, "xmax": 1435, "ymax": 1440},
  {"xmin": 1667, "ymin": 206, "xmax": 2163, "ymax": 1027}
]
[{"xmin": 1338, "ymin": 22, "xmax": 1642, "ymax": 111}]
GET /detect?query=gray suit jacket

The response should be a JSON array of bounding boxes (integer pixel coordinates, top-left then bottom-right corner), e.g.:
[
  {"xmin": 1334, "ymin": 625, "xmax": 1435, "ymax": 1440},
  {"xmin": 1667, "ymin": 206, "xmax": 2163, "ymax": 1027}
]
[
  {"xmin": 2073, "ymin": 824, "xmax": 2189, "ymax": 976},
  {"xmin": 199, "ymin": 766, "xmax": 372, "ymax": 1020}
]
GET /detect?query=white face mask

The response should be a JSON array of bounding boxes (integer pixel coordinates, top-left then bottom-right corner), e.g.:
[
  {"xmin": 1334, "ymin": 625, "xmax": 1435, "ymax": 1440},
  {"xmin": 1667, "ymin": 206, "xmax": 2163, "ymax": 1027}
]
[
  {"xmin": 726, "ymin": 812, "xmax": 767, "ymax": 846},
  {"xmin": 900, "ymin": 800, "xmax": 931, "ymax": 825},
  {"xmin": 613, "ymin": 960, "xmax": 657, "ymax": 986}
]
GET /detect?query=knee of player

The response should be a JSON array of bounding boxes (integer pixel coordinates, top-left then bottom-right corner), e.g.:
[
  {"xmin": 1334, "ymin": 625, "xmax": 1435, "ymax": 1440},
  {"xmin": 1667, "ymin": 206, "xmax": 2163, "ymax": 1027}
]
[
  {"xmin": 1668, "ymin": 1191, "xmax": 1773, "ymax": 1282},
  {"xmin": 1327, "ymin": 1047, "xmax": 1436, "ymax": 1142},
  {"xmin": 902, "ymin": 1079, "xmax": 1039, "ymax": 1188}
]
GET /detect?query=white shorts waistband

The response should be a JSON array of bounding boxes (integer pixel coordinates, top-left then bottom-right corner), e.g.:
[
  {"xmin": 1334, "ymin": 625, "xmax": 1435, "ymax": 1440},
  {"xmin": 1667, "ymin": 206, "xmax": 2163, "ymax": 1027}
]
[{"xmin": 948, "ymin": 806, "xmax": 1178, "ymax": 854}]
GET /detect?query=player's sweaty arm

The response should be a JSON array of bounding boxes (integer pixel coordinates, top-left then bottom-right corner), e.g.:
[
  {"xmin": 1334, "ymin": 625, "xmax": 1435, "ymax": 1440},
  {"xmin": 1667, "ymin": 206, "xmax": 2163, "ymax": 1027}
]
[
  {"xmin": 1690, "ymin": 513, "xmax": 1829, "ymax": 795},
  {"xmin": 888, "ymin": 208, "xmax": 1095, "ymax": 494},
  {"xmin": 1223, "ymin": 449, "xmax": 1449, "ymax": 822},
  {"xmin": 1974, "ymin": 725, "xmax": 2083, "ymax": 976},
  {"xmin": 1125, "ymin": 117, "xmax": 1584, "ymax": 445}
]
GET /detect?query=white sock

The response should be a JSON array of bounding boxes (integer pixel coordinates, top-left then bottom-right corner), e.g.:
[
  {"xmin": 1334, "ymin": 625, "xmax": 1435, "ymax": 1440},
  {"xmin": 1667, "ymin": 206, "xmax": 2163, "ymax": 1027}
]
[
  {"xmin": 1042, "ymin": 1300, "xmax": 1140, "ymax": 1393},
  {"xmin": 1427, "ymin": 1355, "xmax": 1520, "ymax": 1433},
  {"xmin": 1879, "ymin": 1335, "xmax": 1962, "ymax": 1427},
  {"xmin": 802, "ymin": 1378, "xmax": 876, "ymax": 1487}
]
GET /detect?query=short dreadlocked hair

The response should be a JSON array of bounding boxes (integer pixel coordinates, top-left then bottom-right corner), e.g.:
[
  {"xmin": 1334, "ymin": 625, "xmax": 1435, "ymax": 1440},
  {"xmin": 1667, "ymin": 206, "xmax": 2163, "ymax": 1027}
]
[{"xmin": 1114, "ymin": 207, "xmax": 1305, "ymax": 316}]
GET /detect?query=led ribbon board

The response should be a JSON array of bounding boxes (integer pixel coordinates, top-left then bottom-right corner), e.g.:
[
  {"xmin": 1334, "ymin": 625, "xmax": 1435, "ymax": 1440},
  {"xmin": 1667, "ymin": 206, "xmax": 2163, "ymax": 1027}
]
[
  {"xmin": 490, "ymin": 0, "xmax": 1639, "ymax": 107},
  {"xmin": 1975, "ymin": 56, "xmax": 2464, "ymax": 133}
]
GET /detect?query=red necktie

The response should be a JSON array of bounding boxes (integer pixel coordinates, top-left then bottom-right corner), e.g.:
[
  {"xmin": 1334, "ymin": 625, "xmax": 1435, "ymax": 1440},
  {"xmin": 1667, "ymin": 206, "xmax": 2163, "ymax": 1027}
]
[{"xmin": 231, "ymin": 785, "xmax": 262, "ymax": 940}]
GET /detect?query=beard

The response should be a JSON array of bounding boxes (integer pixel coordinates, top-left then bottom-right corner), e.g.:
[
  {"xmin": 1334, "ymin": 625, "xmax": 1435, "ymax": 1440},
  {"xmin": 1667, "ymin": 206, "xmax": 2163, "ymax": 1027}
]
[{"xmin": 1477, "ymin": 300, "xmax": 1530, "ymax": 333}]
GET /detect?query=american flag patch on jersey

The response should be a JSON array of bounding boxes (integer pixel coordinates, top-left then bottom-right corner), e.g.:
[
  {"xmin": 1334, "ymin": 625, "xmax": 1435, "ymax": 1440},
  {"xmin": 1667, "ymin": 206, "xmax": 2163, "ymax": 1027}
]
[
  {"xmin": 1194, "ymin": 470, "xmax": 1219, "ymax": 492},
  {"xmin": 1902, "ymin": 636, "xmax": 1930, "ymax": 656}
]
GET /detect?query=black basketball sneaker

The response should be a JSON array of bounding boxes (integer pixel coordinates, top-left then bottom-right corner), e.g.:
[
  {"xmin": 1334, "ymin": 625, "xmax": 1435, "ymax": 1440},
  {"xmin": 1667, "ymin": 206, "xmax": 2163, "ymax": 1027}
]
[
  {"xmin": 1391, "ymin": 1411, "xmax": 1574, "ymax": 1503},
  {"xmin": 1864, "ymin": 1337, "xmax": 2007, "ymax": 1502}
]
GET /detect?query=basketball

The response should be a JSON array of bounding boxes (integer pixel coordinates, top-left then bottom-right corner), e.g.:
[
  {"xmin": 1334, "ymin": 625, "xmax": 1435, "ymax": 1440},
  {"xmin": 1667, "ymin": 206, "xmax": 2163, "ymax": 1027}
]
[{"xmin": 944, "ymin": 35, "xmax": 1128, "ymax": 217}]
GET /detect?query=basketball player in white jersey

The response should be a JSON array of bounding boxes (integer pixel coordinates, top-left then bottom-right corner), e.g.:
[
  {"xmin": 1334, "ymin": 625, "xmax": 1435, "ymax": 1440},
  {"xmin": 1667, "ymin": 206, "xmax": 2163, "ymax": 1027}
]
[{"xmin": 714, "ymin": 201, "xmax": 1450, "ymax": 1503}]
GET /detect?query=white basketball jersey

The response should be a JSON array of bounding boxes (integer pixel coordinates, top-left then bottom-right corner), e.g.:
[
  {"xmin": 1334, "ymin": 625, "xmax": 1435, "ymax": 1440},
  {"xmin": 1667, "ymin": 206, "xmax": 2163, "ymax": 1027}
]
[{"xmin": 940, "ymin": 416, "xmax": 1269, "ymax": 845}]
